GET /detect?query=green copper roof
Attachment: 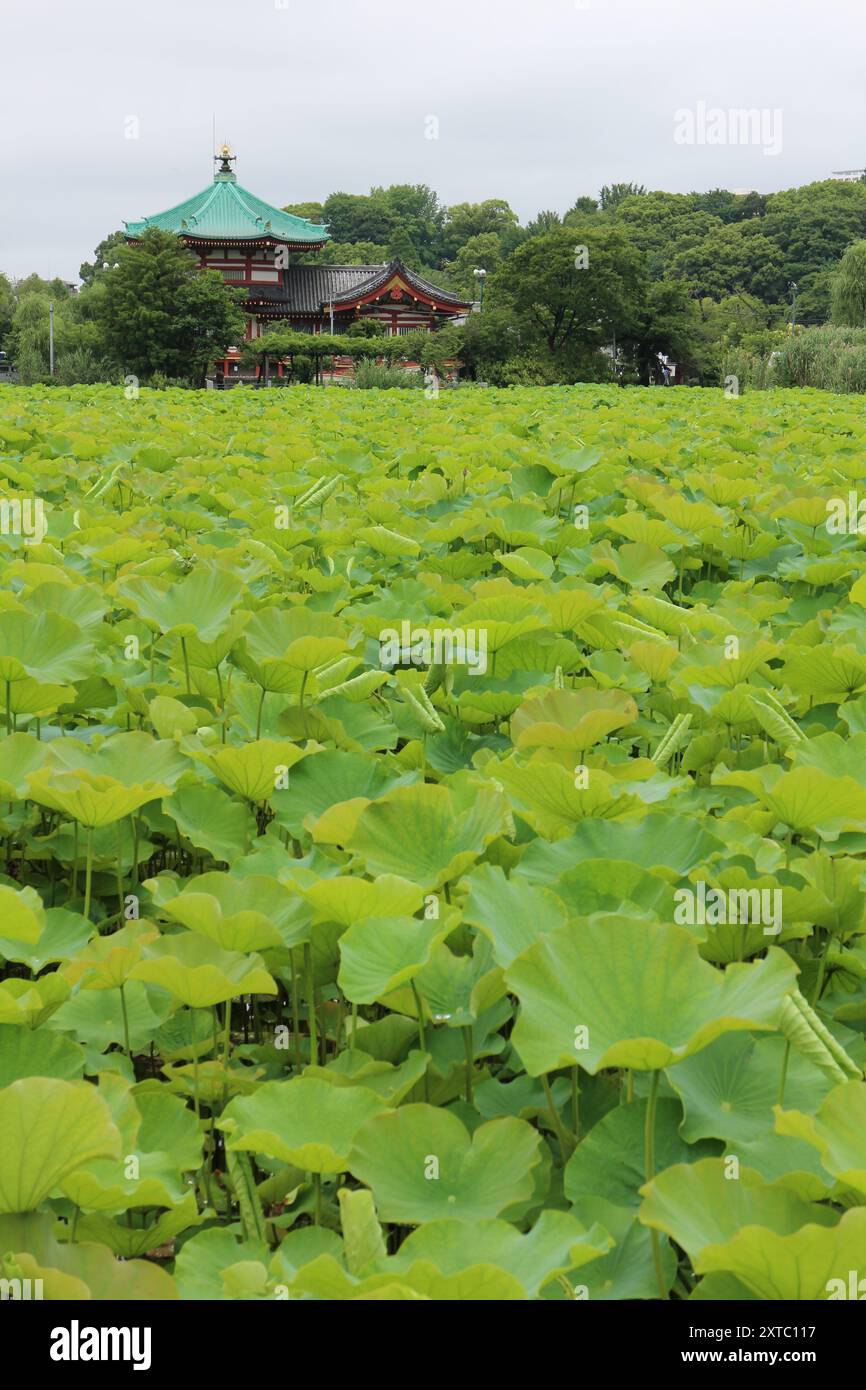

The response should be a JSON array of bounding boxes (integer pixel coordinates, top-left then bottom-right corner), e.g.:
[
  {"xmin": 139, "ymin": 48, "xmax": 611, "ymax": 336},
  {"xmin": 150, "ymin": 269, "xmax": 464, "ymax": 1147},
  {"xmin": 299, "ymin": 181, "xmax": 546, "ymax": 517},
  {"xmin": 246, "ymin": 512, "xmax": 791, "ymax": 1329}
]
[{"xmin": 124, "ymin": 165, "xmax": 330, "ymax": 246}]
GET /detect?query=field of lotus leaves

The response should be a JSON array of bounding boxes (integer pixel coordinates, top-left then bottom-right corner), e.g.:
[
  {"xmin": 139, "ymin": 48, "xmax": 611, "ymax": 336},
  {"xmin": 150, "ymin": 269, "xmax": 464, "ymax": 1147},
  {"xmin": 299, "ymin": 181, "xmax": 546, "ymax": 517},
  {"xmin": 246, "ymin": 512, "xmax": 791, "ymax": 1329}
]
[{"xmin": 2, "ymin": 380, "xmax": 866, "ymax": 1303}]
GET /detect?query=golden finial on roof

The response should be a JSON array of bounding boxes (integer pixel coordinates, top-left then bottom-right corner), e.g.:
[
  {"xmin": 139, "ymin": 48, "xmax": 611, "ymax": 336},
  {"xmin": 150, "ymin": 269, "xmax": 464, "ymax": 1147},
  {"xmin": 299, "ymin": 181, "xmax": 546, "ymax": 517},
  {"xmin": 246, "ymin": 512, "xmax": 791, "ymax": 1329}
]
[{"xmin": 215, "ymin": 143, "xmax": 237, "ymax": 178}]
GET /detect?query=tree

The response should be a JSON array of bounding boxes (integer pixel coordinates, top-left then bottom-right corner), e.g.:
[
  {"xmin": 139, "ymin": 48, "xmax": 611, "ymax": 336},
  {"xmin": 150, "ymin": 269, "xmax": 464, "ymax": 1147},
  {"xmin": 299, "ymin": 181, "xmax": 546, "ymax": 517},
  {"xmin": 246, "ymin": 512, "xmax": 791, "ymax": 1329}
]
[
  {"xmin": 524, "ymin": 210, "xmax": 562, "ymax": 238},
  {"xmin": 440, "ymin": 200, "xmax": 521, "ymax": 259},
  {"xmin": 491, "ymin": 223, "xmax": 647, "ymax": 359},
  {"xmin": 566, "ymin": 196, "xmax": 600, "ymax": 218},
  {"xmin": 599, "ymin": 182, "xmax": 647, "ymax": 211},
  {"xmin": 79, "ymin": 231, "xmax": 128, "ymax": 287},
  {"xmin": 0, "ymin": 274, "xmax": 14, "ymax": 349},
  {"xmin": 282, "ymin": 201, "xmax": 326, "ymax": 224},
  {"xmin": 321, "ymin": 191, "xmax": 396, "ymax": 246},
  {"xmin": 439, "ymin": 233, "xmax": 503, "ymax": 299},
  {"xmin": 830, "ymin": 241, "xmax": 866, "ymax": 326},
  {"xmin": 96, "ymin": 229, "xmax": 246, "ymax": 384}
]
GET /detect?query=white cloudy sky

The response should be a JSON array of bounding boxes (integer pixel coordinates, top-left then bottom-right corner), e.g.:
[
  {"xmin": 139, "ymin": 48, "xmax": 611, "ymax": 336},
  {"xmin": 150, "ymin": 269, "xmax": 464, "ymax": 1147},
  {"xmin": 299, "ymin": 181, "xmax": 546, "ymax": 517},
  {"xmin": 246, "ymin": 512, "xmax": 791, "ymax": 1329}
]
[{"xmin": 1, "ymin": 0, "xmax": 863, "ymax": 280}]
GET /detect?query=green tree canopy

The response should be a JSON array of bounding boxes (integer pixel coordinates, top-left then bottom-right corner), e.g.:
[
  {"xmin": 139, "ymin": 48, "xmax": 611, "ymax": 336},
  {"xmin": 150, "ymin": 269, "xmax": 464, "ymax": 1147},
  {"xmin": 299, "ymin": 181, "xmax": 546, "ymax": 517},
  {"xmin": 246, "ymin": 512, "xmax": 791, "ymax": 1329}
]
[
  {"xmin": 96, "ymin": 229, "xmax": 246, "ymax": 384},
  {"xmin": 491, "ymin": 223, "xmax": 647, "ymax": 355},
  {"xmin": 830, "ymin": 240, "xmax": 866, "ymax": 326}
]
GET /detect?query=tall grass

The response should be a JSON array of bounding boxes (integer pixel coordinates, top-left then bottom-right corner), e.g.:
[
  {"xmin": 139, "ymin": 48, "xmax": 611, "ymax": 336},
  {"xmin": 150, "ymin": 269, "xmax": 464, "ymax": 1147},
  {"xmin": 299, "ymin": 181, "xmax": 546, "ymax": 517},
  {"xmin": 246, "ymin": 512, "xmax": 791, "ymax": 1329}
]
[{"xmin": 723, "ymin": 325, "xmax": 866, "ymax": 393}]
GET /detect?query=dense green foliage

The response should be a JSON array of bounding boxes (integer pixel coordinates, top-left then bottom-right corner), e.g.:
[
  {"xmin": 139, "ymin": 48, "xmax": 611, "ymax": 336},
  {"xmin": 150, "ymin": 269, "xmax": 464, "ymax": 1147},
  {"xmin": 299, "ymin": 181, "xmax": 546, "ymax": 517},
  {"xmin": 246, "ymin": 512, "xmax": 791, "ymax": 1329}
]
[
  {"xmin": 5, "ymin": 176, "xmax": 866, "ymax": 391},
  {"xmin": 1, "ymin": 382, "xmax": 866, "ymax": 1301}
]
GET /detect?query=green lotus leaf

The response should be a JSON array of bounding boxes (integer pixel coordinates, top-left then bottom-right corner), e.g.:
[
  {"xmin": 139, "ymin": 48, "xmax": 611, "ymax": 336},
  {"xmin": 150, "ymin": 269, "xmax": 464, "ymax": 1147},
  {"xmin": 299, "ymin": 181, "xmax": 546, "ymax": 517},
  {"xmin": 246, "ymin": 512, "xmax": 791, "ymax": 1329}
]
[
  {"xmin": 130, "ymin": 931, "xmax": 277, "ymax": 1007},
  {"xmin": 460, "ymin": 863, "xmax": 568, "ymax": 967},
  {"xmin": 118, "ymin": 564, "xmax": 243, "ymax": 641},
  {"xmin": 0, "ymin": 732, "xmax": 49, "ymax": 797},
  {"xmin": 0, "ymin": 610, "xmax": 94, "ymax": 684},
  {"xmin": 163, "ymin": 782, "xmax": 257, "ymax": 864},
  {"xmin": 511, "ymin": 687, "xmax": 638, "ymax": 752},
  {"xmin": 338, "ymin": 917, "xmax": 449, "ymax": 1005},
  {"xmin": 220, "ymin": 1076, "xmax": 386, "ymax": 1173},
  {"xmin": 0, "ymin": 1024, "xmax": 85, "ymax": 1086},
  {"xmin": 668, "ymin": 1033, "xmax": 835, "ymax": 1145},
  {"xmin": 505, "ymin": 919, "xmax": 798, "ymax": 1074},
  {"xmin": 414, "ymin": 935, "xmax": 504, "ymax": 1027},
  {"xmin": 302, "ymin": 873, "xmax": 424, "ymax": 926},
  {"xmin": 237, "ymin": 608, "xmax": 348, "ymax": 689},
  {"xmin": 517, "ymin": 813, "xmax": 725, "ymax": 885},
  {"xmin": 565, "ymin": 1100, "xmax": 719, "ymax": 1210},
  {"xmin": 61, "ymin": 921, "xmax": 159, "ymax": 990},
  {"xmin": 496, "ymin": 547, "xmax": 555, "ymax": 582},
  {"xmin": 173, "ymin": 1227, "xmax": 272, "ymax": 1301},
  {"xmin": 46, "ymin": 977, "xmax": 169, "ymax": 1052},
  {"xmin": 775, "ymin": 1079, "xmax": 866, "ymax": 1196},
  {"xmin": 306, "ymin": 1050, "xmax": 431, "ymax": 1104},
  {"xmin": 269, "ymin": 748, "xmax": 408, "ymax": 838},
  {"xmin": 0, "ymin": 883, "xmax": 46, "ymax": 944},
  {"xmin": 390, "ymin": 1211, "xmax": 611, "ymax": 1297},
  {"xmin": 594, "ymin": 540, "xmax": 676, "ymax": 590},
  {"xmin": 149, "ymin": 872, "xmax": 297, "ymax": 952},
  {"xmin": 0, "ymin": 1211, "xmax": 178, "ymax": 1299},
  {"xmin": 0, "ymin": 973, "xmax": 71, "ymax": 1027},
  {"xmin": 63, "ymin": 1074, "xmax": 202, "ymax": 1212},
  {"xmin": 202, "ymin": 739, "xmax": 312, "ymax": 803},
  {"xmin": 338, "ymin": 1186, "xmax": 387, "ymax": 1275},
  {"xmin": 0, "ymin": 1078, "xmax": 121, "ymax": 1212},
  {"xmin": 27, "ymin": 768, "xmax": 171, "ymax": 828},
  {"xmin": 348, "ymin": 1106, "xmax": 542, "ymax": 1223},
  {"xmin": 0, "ymin": 906, "xmax": 94, "ymax": 974},
  {"xmin": 347, "ymin": 780, "xmax": 513, "ymax": 888},
  {"xmin": 696, "ymin": 1207, "xmax": 866, "ymax": 1300},
  {"xmin": 639, "ymin": 1158, "xmax": 836, "ymax": 1266},
  {"xmin": 77, "ymin": 1191, "xmax": 203, "ymax": 1258},
  {"xmin": 564, "ymin": 1196, "xmax": 678, "ymax": 1301},
  {"xmin": 494, "ymin": 756, "xmax": 636, "ymax": 837}
]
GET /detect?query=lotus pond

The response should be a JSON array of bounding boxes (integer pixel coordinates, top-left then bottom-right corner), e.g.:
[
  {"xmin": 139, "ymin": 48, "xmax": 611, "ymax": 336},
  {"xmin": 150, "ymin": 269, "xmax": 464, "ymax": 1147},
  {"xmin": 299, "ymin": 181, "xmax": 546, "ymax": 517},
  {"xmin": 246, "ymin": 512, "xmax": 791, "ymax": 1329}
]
[{"xmin": 1, "ymin": 381, "xmax": 866, "ymax": 1302}]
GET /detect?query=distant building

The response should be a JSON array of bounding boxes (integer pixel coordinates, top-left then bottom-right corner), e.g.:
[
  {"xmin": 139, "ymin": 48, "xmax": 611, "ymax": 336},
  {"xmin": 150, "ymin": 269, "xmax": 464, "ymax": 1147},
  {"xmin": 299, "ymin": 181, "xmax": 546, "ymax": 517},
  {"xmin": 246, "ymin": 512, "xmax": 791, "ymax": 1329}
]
[{"xmin": 123, "ymin": 146, "xmax": 470, "ymax": 377}]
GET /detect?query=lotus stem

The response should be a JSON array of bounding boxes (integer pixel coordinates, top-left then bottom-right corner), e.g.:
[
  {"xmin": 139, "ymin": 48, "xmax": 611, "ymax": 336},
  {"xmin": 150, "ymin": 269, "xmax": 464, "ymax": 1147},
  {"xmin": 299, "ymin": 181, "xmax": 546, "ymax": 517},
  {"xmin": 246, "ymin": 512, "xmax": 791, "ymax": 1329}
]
[
  {"xmin": 541, "ymin": 1073, "xmax": 576, "ymax": 1161},
  {"xmin": 119, "ymin": 983, "xmax": 132, "ymax": 1065},
  {"xmin": 291, "ymin": 950, "xmax": 302, "ymax": 1071},
  {"xmin": 777, "ymin": 1040, "xmax": 791, "ymax": 1106},
  {"xmin": 180, "ymin": 636, "xmax": 192, "ymax": 694},
  {"xmin": 410, "ymin": 981, "xmax": 429, "ymax": 1101},
  {"xmin": 645, "ymin": 1069, "xmax": 667, "ymax": 1299},
  {"xmin": 313, "ymin": 1171, "xmax": 322, "ymax": 1226},
  {"xmin": 462, "ymin": 1026, "xmax": 474, "ymax": 1105},
  {"xmin": 304, "ymin": 942, "xmax": 317, "ymax": 1066},
  {"xmin": 83, "ymin": 826, "xmax": 94, "ymax": 919}
]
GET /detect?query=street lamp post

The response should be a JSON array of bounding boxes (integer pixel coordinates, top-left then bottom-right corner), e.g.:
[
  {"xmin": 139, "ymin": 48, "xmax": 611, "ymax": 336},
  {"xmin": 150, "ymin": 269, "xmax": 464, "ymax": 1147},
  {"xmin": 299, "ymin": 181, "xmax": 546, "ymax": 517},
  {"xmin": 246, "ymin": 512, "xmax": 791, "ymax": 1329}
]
[{"xmin": 473, "ymin": 267, "xmax": 487, "ymax": 311}]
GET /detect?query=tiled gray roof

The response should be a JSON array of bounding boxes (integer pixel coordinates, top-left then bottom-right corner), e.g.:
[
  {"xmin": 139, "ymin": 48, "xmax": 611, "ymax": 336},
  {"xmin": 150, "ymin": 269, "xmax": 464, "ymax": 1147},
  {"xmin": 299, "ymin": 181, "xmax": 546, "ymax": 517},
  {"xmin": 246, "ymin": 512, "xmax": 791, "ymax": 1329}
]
[{"xmin": 246, "ymin": 260, "xmax": 469, "ymax": 314}]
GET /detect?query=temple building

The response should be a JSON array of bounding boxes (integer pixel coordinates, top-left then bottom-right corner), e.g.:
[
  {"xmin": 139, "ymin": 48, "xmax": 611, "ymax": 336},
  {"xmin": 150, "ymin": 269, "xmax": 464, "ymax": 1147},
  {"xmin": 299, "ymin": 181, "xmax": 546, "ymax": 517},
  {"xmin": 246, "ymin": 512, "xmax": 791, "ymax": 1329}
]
[{"xmin": 124, "ymin": 146, "xmax": 471, "ymax": 375}]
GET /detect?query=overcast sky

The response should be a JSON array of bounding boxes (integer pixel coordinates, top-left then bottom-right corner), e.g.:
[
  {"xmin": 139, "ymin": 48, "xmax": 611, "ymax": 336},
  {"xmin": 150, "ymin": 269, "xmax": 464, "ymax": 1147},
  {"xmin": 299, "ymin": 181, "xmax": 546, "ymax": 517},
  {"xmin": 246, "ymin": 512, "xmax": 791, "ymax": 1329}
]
[{"xmin": 2, "ymin": 0, "xmax": 863, "ymax": 281}]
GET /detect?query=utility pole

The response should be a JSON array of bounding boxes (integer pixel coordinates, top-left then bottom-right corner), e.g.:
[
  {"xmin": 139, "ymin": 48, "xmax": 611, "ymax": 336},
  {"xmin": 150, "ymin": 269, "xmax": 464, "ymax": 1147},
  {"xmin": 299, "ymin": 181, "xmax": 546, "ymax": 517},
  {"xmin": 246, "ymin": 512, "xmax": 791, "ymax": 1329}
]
[
  {"xmin": 789, "ymin": 281, "xmax": 798, "ymax": 332},
  {"xmin": 49, "ymin": 302, "xmax": 55, "ymax": 376}
]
